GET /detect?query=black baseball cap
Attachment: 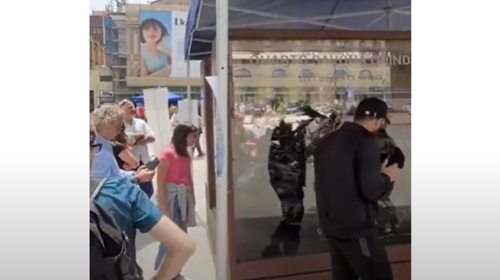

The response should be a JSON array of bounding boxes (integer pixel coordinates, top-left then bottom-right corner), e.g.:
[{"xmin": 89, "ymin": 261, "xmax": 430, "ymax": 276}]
[{"xmin": 354, "ymin": 97, "xmax": 391, "ymax": 124}]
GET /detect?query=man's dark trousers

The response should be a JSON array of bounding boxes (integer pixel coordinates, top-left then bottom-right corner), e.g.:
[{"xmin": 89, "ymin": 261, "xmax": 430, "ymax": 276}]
[{"xmin": 327, "ymin": 234, "xmax": 393, "ymax": 280}]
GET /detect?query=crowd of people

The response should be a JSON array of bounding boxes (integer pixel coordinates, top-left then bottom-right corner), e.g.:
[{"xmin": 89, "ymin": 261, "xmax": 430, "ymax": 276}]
[{"xmin": 90, "ymin": 100, "xmax": 200, "ymax": 280}]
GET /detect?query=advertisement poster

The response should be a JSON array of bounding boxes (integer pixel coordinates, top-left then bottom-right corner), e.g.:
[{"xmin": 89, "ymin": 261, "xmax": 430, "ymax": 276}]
[
  {"xmin": 130, "ymin": 10, "xmax": 200, "ymax": 78},
  {"xmin": 205, "ymin": 76, "xmax": 226, "ymax": 179}
]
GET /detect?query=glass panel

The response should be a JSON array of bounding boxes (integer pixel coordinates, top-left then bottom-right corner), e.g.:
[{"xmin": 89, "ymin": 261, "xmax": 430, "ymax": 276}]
[{"xmin": 230, "ymin": 39, "xmax": 411, "ymax": 263}]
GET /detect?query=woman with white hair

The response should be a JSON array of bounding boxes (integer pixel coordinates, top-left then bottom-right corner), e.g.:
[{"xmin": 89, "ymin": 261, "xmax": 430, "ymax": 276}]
[{"xmin": 90, "ymin": 104, "xmax": 151, "ymax": 183}]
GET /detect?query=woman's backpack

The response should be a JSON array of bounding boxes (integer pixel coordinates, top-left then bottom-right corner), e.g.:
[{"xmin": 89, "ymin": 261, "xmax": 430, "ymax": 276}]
[{"xmin": 90, "ymin": 178, "xmax": 137, "ymax": 280}]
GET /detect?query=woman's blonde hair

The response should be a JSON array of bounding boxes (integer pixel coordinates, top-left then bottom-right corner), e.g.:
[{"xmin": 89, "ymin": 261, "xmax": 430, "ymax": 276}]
[
  {"xmin": 90, "ymin": 116, "xmax": 96, "ymax": 142},
  {"xmin": 91, "ymin": 104, "xmax": 125, "ymax": 128}
]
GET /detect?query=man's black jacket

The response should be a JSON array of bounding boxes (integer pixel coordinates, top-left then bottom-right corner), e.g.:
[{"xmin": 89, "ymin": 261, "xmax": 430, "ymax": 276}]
[{"xmin": 313, "ymin": 122, "xmax": 392, "ymax": 238}]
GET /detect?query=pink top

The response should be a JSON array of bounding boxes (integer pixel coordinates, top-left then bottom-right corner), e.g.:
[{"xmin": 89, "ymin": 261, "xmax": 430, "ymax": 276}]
[{"xmin": 158, "ymin": 145, "xmax": 191, "ymax": 186}]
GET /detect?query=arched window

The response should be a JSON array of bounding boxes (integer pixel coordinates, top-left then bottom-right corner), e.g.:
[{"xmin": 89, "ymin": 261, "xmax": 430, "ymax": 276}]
[
  {"xmin": 234, "ymin": 68, "xmax": 252, "ymax": 78},
  {"xmin": 358, "ymin": 70, "xmax": 373, "ymax": 81},
  {"xmin": 298, "ymin": 69, "xmax": 314, "ymax": 78},
  {"xmin": 334, "ymin": 69, "xmax": 352, "ymax": 81},
  {"xmin": 271, "ymin": 68, "xmax": 288, "ymax": 78}
]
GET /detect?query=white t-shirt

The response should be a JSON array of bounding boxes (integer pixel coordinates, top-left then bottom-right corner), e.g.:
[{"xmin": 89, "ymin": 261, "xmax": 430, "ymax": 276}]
[{"xmin": 124, "ymin": 118, "xmax": 155, "ymax": 163}]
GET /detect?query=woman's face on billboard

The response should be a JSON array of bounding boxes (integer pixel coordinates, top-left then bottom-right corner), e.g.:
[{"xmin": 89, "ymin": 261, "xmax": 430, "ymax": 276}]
[{"xmin": 143, "ymin": 24, "xmax": 162, "ymax": 44}]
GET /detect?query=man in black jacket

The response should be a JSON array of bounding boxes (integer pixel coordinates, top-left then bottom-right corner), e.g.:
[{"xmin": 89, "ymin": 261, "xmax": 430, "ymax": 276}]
[{"xmin": 314, "ymin": 97, "xmax": 399, "ymax": 280}]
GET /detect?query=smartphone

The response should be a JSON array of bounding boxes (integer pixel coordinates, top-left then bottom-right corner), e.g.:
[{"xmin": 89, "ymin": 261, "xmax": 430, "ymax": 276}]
[{"xmin": 145, "ymin": 156, "xmax": 160, "ymax": 170}]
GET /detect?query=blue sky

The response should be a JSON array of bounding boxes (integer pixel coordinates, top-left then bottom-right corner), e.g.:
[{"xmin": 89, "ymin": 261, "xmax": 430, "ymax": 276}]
[{"xmin": 89, "ymin": 0, "xmax": 149, "ymax": 13}]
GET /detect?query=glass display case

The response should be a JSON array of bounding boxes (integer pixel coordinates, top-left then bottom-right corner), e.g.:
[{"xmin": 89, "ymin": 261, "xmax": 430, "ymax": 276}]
[{"xmin": 229, "ymin": 39, "xmax": 411, "ymax": 263}]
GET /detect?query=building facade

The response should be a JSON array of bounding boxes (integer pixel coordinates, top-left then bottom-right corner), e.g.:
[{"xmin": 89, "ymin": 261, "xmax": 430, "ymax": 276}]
[
  {"xmin": 228, "ymin": 40, "xmax": 411, "ymax": 108},
  {"xmin": 109, "ymin": 11, "xmax": 129, "ymax": 96},
  {"xmin": 90, "ymin": 15, "xmax": 104, "ymax": 45},
  {"xmin": 90, "ymin": 36, "xmax": 106, "ymax": 68},
  {"xmin": 104, "ymin": 14, "xmax": 118, "ymax": 67},
  {"xmin": 90, "ymin": 37, "xmax": 112, "ymax": 111}
]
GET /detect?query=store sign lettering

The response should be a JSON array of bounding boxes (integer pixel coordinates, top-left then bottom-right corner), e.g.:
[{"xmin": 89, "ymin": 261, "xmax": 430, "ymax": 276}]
[
  {"xmin": 246, "ymin": 53, "xmax": 411, "ymax": 65},
  {"xmin": 174, "ymin": 18, "xmax": 186, "ymax": 26}
]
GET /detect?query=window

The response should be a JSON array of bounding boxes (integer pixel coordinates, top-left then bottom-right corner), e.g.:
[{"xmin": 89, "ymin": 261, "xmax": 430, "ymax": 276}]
[
  {"xmin": 298, "ymin": 69, "xmax": 314, "ymax": 78},
  {"xmin": 234, "ymin": 68, "xmax": 252, "ymax": 78},
  {"xmin": 99, "ymin": 75, "xmax": 113, "ymax": 82},
  {"xmin": 333, "ymin": 69, "xmax": 353, "ymax": 81},
  {"xmin": 271, "ymin": 68, "xmax": 287, "ymax": 78},
  {"xmin": 118, "ymin": 57, "xmax": 127, "ymax": 66},
  {"xmin": 118, "ymin": 42, "xmax": 126, "ymax": 53},
  {"xmin": 358, "ymin": 69, "xmax": 374, "ymax": 81}
]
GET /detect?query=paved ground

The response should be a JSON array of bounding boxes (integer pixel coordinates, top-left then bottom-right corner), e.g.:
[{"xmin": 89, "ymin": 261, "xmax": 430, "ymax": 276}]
[{"xmin": 138, "ymin": 140, "xmax": 216, "ymax": 280}]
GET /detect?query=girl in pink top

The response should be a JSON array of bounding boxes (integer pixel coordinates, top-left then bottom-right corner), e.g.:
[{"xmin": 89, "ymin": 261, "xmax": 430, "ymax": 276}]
[{"xmin": 155, "ymin": 123, "xmax": 198, "ymax": 278}]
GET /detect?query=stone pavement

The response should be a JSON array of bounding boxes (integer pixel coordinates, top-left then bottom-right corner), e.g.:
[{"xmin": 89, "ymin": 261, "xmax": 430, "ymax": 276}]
[{"xmin": 138, "ymin": 141, "xmax": 216, "ymax": 280}]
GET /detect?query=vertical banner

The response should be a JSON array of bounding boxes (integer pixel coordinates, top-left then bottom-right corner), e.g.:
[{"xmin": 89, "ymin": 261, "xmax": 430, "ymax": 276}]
[
  {"xmin": 205, "ymin": 76, "xmax": 226, "ymax": 179},
  {"xmin": 177, "ymin": 99, "xmax": 199, "ymax": 124},
  {"xmin": 132, "ymin": 10, "xmax": 200, "ymax": 78},
  {"xmin": 142, "ymin": 87, "xmax": 173, "ymax": 156}
]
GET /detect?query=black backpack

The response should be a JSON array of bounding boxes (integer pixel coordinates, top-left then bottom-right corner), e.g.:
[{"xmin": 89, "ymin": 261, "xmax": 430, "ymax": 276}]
[{"xmin": 90, "ymin": 178, "xmax": 137, "ymax": 280}]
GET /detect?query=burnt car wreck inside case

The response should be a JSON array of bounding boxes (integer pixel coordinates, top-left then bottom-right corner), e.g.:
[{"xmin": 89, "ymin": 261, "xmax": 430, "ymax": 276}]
[
  {"xmin": 261, "ymin": 106, "xmax": 341, "ymax": 257},
  {"xmin": 254, "ymin": 106, "xmax": 410, "ymax": 260},
  {"xmin": 374, "ymin": 127, "xmax": 411, "ymax": 243}
]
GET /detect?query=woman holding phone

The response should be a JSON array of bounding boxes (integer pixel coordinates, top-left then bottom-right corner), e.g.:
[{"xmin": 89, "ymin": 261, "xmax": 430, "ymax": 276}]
[
  {"xmin": 112, "ymin": 124, "xmax": 140, "ymax": 170},
  {"xmin": 154, "ymin": 123, "xmax": 198, "ymax": 279}
]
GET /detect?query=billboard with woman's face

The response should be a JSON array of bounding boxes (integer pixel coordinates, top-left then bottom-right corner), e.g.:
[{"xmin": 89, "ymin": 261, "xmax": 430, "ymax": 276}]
[
  {"xmin": 128, "ymin": 9, "xmax": 200, "ymax": 81},
  {"xmin": 136, "ymin": 10, "xmax": 173, "ymax": 77}
]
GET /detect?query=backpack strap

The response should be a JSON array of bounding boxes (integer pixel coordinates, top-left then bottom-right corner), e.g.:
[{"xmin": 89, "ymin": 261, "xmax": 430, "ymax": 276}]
[{"xmin": 90, "ymin": 178, "xmax": 106, "ymax": 199}]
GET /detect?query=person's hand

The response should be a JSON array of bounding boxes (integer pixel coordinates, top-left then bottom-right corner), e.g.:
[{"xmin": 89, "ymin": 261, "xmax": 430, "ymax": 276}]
[
  {"xmin": 135, "ymin": 138, "xmax": 149, "ymax": 145},
  {"xmin": 133, "ymin": 133, "xmax": 145, "ymax": 140},
  {"xmin": 135, "ymin": 166, "xmax": 155, "ymax": 182},
  {"xmin": 382, "ymin": 164, "xmax": 399, "ymax": 182}
]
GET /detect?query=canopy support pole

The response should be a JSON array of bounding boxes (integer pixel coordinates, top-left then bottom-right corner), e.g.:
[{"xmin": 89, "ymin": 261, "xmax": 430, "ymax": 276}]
[
  {"xmin": 215, "ymin": 0, "xmax": 229, "ymax": 278},
  {"xmin": 187, "ymin": 60, "xmax": 192, "ymax": 123}
]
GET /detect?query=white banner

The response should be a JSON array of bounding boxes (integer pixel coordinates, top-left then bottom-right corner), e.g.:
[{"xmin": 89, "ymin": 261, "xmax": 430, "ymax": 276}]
[
  {"xmin": 142, "ymin": 87, "xmax": 173, "ymax": 156},
  {"xmin": 205, "ymin": 76, "xmax": 226, "ymax": 179}
]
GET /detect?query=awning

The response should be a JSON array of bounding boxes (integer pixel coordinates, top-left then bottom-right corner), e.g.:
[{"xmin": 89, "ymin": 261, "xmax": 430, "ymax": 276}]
[
  {"xmin": 185, "ymin": 0, "xmax": 411, "ymax": 60},
  {"xmin": 130, "ymin": 91, "xmax": 183, "ymax": 104}
]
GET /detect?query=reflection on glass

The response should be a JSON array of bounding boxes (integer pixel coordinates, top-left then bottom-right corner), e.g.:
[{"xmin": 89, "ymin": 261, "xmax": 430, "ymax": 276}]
[{"xmin": 231, "ymin": 40, "xmax": 411, "ymax": 263}]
